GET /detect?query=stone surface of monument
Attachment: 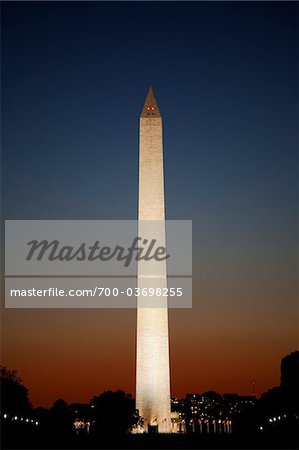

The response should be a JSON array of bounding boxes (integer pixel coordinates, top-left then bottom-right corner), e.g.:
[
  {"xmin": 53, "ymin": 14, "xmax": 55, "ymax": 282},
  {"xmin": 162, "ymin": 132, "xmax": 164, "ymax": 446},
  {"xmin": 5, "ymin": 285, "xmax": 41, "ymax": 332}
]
[{"xmin": 135, "ymin": 86, "xmax": 171, "ymax": 434}]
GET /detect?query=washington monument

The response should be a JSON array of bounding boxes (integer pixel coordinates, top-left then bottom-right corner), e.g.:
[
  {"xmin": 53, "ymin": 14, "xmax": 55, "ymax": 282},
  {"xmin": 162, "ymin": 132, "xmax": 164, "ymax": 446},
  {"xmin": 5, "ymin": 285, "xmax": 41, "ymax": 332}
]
[{"xmin": 135, "ymin": 87, "xmax": 171, "ymax": 433}]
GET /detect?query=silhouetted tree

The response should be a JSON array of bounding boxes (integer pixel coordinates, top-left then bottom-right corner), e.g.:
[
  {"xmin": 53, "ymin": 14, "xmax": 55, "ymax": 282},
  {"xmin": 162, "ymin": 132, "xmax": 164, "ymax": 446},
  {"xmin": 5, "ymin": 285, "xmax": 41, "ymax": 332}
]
[
  {"xmin": 0, "ymin": 366, "xmax": 32, "ymax": 415},
  {"xmin": 69, "ymin": 402, "xmax": 91, "ymax": 420},
  {"xmin": 48, "ymin": 399, "xmax": 73, "ymax": 439},
  {"xmin": 34, "ymin": 406, "xmax": 49, "ymax": 427},
  {"xmin": 90, "ymin": 390, "xmax": 135, "ymax": 435}
]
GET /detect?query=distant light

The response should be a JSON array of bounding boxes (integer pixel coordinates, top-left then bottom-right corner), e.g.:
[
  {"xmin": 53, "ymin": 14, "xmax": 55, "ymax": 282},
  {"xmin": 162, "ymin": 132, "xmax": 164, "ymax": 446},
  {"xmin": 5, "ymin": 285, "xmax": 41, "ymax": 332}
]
[
  {"xmin": 35, "ymin": 422, "xmax": 39, "ymax": 426},
  {"xmin": 31, "ymin": 419, "xmax": 34, "ymax": 423},
  {"xmin": 269, "ymin": 419, "xmax": 273, "ymax": 423},
  {"xmin": 3, "ymin": 414, "xmax": 7, "ymax": 419},
  {"xmin": 14, "ymin": 416, "xmax": 18, "ymax": 420},
  {"xmin": 259, "ymin": 426, "xmax": 263, "ymax": 431},
  {"xmin": 278, "ymin": 416, "xmax": 281, "ymax": 420},
  {"xmin": 21, "ymin": 418, "xmax": 24, "ymax": 421},
  {"xmin": 273, "ymin": 417, "xmax": 277, "ymax": 422},
  {"xmin": 26, "ymin": 419, "xmax": 29, "ymax": 423}
]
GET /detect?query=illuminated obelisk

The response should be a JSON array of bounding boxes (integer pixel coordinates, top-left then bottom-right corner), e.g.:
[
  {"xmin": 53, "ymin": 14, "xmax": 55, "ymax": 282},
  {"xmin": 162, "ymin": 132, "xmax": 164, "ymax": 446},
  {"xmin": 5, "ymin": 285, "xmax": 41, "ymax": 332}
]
[{"xmin": 136, "ymin": 86, "xmax": 171, "ymax": 433}]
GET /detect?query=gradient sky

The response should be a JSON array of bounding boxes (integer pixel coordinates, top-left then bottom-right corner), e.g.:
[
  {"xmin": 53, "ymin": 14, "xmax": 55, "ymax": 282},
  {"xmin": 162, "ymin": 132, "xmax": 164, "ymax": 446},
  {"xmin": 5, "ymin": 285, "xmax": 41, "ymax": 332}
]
[{"xmin": 1, "ymin": 1, "xmax": 298, "ymax": 407}]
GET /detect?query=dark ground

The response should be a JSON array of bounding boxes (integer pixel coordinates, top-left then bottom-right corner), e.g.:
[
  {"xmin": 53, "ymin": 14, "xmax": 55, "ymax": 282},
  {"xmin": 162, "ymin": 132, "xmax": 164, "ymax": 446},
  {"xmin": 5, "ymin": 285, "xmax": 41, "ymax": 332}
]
[{"xmin": 1, "ymin": 421, "xmax": 298, "ymax": 450}]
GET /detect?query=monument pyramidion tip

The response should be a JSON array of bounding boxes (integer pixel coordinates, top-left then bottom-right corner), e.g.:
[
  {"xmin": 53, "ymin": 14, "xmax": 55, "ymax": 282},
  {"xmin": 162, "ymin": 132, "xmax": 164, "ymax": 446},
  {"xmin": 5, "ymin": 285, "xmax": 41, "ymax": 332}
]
[{"xmin": 140, "ymin": 85, "xmax": 161, "ymax": 118}]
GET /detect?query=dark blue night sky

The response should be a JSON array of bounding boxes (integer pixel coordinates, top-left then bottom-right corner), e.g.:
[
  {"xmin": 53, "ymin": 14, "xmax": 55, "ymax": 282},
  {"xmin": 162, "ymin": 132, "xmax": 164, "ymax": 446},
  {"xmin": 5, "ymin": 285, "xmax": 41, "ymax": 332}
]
[
  {"xmin": 3, "ymin": 2, "xmax": 297, "ymax": 220},
  {"xmin": 2, "ymin": 2, "xmax": 298, "ymax": 404}
]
